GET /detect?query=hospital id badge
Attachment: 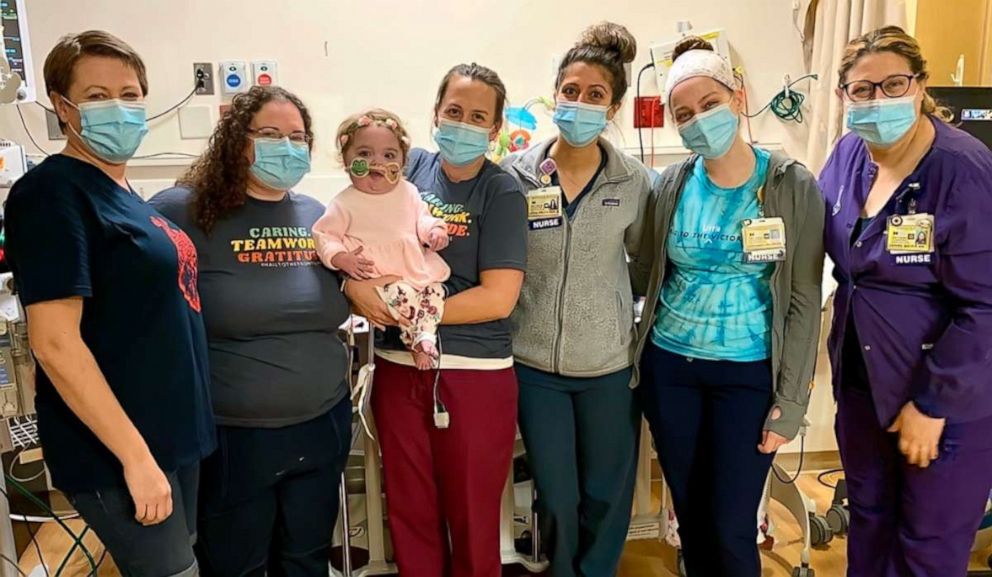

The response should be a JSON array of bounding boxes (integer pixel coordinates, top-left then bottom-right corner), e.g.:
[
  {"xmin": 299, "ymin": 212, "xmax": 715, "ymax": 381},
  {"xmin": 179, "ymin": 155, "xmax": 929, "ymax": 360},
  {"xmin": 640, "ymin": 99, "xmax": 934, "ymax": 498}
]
[
  {"xmin": 527, "ymin": 186, "xmax": 563, "ymax": 230},
  {"xmin": 886, "ymin": 213, "xmax": 934, "ymax": 254},
  {"xmin": 741, "ymin": 217, "xmax": 787, "ymax": 263}
]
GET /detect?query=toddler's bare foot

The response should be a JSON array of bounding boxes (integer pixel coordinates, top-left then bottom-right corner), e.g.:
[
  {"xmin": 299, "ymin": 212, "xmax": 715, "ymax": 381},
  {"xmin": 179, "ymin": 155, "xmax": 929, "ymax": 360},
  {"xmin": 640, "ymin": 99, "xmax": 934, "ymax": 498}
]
[{"xmin": 413, "ymin": 349, "xmax": 434, "ymax": 370}]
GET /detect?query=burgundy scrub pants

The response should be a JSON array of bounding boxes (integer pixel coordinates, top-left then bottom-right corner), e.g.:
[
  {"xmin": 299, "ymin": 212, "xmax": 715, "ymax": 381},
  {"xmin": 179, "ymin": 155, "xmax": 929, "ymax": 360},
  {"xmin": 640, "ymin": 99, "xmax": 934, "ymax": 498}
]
[{"xmin": 372, "ymin": 358, "xmax": 518, "ymax": 577}]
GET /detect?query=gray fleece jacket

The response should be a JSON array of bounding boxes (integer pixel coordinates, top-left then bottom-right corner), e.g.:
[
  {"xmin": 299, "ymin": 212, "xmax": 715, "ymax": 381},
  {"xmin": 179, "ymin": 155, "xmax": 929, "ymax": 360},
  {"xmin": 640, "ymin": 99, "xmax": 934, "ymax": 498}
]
[
  {"xmin": 630, "ymin": 152, "xmax": 825, "ymax": 440},
  {"xmin": 501, "ymin": 138, "xmax": 652, "ymax": 377}
]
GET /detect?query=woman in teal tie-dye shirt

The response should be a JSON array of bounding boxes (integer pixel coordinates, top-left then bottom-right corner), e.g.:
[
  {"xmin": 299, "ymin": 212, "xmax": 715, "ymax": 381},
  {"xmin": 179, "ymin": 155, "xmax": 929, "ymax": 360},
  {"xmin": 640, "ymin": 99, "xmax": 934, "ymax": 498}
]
[
  {"xmin": 628, "ymin": 36, "xmax": 824, "ymax": 577},
  {"xmin": 653, "ymin": 145, "xmax": 775, "ymax": 361}
]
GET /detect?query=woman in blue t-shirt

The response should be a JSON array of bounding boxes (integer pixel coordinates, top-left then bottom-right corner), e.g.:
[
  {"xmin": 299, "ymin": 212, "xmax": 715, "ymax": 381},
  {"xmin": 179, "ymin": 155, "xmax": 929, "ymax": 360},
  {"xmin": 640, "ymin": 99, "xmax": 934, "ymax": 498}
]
[
  {"xmin": 629, "ymin": 37, "xmax": 824, "ymax": 577},
  {"xmin": 344, "ymin": 63, "xmax": 527, "ymax": 577},
  {"xmin": 4, "ymin": 31, "xmax": 215, "ymax": 575}
]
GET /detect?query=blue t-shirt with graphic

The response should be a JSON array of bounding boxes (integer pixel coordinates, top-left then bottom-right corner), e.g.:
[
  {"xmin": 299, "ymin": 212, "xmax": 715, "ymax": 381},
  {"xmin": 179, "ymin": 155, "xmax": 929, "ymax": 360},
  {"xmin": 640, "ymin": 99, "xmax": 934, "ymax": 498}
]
[{"xmin": 652, "ymin": 147, "xmax": 774, "ymax": 361}]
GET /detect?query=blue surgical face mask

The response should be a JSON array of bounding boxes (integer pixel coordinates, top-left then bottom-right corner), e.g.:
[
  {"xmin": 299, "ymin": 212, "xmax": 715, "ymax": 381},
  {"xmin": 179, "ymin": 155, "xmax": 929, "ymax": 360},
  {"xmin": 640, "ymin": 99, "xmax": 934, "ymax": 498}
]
[
  {"xmin": 553, "ymin": 101, "xmax": 609, "ymax": 147},
  {"xmin": 63, "ymin": 97, "xmax": 149, "ymax": 164},
  {"xmin": 677, "ymin": 104, "xmax": 739, "ymax": 159},
  {"xmin": 846, "ymin": 95, "xmax": 918, "ymax": 147},
  {"xmin": 433, "ymin": 120, "xmax": 492, "ymax": 166},
  {"xmin": 251, "ymin": 138, "xmax": 311, "ymax": 190}
]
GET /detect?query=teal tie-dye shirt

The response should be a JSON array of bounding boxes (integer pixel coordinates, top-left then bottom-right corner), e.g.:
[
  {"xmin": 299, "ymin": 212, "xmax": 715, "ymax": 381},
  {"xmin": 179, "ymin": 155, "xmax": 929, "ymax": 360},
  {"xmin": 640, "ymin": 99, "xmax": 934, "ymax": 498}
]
[{"xmin": 652, "ymin": 147, "xmax": 774, "ymax": 361}]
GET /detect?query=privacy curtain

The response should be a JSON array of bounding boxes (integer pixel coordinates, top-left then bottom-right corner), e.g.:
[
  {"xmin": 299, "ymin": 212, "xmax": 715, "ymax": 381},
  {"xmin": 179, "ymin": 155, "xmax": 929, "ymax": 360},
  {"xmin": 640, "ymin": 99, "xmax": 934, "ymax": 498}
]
[{"xmin": 800, "ymin": 0, "xmax": 909, "ymax": 173}]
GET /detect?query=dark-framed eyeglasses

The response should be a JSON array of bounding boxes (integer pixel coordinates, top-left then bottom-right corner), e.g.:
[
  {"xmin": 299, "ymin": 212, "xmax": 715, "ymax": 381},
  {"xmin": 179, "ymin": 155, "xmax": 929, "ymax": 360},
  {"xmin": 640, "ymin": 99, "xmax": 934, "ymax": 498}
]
[
  {"xmin": 840, "ymin": 74, "xmax": 920, "ymax": 102},
  {"xmin": 247, "ymin": 127, "xmax": 311, "ymax": 144}
]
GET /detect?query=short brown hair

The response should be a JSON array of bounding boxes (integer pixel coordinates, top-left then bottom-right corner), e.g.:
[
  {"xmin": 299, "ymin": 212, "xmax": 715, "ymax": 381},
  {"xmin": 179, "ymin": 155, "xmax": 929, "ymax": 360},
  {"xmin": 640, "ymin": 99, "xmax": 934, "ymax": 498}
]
[
  {"xmin": 336, "ymin": 108, "xmax": 412, "ymax": 165},
  {"xmin": 838, "ymin": 26, "xmax": 952, "ymax": 122},
  {"xmin": 44, "ymin": 30, "xmax": 149, "ymax": 99},
  {"xmin": 434, "ymin": 63, "xmax": 507, "ymax": 130}
]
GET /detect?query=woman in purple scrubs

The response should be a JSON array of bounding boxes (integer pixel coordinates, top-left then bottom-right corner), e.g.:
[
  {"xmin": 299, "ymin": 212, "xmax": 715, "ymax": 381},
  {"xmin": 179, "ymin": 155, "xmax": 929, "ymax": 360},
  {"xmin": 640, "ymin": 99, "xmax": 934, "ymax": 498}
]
[{"xmin": 819, "ymin": 26, "xmax": 992, "ymax": 577}]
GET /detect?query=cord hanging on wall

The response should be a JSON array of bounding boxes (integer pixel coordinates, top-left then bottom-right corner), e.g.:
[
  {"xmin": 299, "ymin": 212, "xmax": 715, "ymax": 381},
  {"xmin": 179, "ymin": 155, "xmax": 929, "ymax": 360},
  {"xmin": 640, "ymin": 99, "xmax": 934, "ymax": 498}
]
[{"xmin": 744, "ymin": 73, "xmax": 819, "ymax": 124}]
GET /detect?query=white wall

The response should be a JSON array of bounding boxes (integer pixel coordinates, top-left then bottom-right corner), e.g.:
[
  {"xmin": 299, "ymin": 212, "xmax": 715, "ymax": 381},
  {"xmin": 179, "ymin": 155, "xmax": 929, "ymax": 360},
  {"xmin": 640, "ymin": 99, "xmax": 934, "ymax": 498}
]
[
  {"xmin": 3, "ymin": 0, "xmax": 811, "ymax": 188},
  {"xmin": 0, "ymin": 0, "xmax": 836, "ymax": 453}
]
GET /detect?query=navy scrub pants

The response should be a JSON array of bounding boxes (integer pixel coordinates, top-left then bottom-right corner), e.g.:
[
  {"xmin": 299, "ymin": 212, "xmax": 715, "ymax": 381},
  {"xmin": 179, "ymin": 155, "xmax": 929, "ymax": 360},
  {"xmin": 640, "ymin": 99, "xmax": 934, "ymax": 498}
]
[
  {"xmin": 638, "ymin": 344, "xmax": 775, "ymax": 577},
  {"xmin": 195, "ymin": 397, "xmax": 353, "ymax": 577},
  {"xmin": 517, "ymin": 365, "xmax": 640, "ymax": 577}
]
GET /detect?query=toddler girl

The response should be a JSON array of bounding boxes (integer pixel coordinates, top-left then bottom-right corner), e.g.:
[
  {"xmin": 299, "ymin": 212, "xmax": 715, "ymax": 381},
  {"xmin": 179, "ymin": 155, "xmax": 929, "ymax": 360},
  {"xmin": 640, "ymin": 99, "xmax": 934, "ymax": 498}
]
[{"xmin": 313, "ymin": 109, "xmax": 450, "ymax": 370}]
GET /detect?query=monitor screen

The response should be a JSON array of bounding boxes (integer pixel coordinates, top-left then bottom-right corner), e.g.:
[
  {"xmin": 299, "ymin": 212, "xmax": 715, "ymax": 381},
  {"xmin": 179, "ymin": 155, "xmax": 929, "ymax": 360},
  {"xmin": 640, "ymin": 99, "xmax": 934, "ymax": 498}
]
[
  {"xmin": 929, "ymin": 86, "xmax": 992, "ymax": 151},
  {"xmin": 1, "ymin": 0, "xmax": 34, "ymax": 102}
]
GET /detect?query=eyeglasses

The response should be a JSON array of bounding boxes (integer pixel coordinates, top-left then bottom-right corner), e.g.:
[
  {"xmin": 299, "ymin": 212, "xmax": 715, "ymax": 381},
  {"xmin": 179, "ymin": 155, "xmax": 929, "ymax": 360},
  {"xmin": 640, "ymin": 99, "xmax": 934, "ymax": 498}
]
[
  {"xmin": 248, "ymin": 127, "xmax": 311, "ymax": 144},
  {"xmin": 840, "ymin": 74, "xmax": 919, "ymax": 102}
]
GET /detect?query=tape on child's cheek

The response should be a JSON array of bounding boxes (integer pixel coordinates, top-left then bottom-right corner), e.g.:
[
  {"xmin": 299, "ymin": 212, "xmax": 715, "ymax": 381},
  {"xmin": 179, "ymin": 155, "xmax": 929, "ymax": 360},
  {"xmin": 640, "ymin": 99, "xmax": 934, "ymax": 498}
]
[{"xmin": 369, "ymin": 162, "xmax": 402, "ymax": 184}]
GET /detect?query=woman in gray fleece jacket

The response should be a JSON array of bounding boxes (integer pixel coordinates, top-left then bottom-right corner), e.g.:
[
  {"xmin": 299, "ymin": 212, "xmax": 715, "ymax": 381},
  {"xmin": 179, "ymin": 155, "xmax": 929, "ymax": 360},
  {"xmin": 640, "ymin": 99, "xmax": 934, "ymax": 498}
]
[
  {"xmin": 501, "ymin": 22, "xmax": 652, "ymax": 577},
  {"xmin": 629, "ymin": 37, "xmax": 824, "ymax": 577}
]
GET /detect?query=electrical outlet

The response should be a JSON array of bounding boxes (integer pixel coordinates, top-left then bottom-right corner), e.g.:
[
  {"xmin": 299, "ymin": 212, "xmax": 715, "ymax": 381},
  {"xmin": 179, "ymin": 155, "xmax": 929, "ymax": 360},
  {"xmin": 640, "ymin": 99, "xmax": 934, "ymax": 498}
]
[
  {"xmin": 45, "ymin": 109, "xmax": 66, "ymax": 140},
  {"xmin": 634, "ymin": 96, "xmax": 664, "ymax": 128},
  {"xmin": 193, "ymin": 62, "xmax": 215, "ymax": 95}
]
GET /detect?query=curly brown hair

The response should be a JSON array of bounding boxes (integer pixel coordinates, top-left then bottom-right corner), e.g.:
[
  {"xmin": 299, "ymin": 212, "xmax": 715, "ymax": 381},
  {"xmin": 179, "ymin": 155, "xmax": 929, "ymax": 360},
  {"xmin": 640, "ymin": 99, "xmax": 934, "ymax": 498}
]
[{"xmin": 178, "ymin": 86, "xmax": 314, "ymax": 233}]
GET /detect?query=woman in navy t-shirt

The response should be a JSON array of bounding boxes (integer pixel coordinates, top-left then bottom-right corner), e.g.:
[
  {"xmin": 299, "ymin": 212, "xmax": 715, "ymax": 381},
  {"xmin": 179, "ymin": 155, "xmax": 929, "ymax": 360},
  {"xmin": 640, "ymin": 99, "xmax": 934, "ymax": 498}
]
[
  {"xmin": 150, "ymin": 86, "xmax": 353, "ymax": 576},
  {"xmin": 344, "ymin": 63, "xmax": 527, "ymax": 577},
  {"xmin": 5, "ymin": 31, "xmax": 214, "ymax": 575}
]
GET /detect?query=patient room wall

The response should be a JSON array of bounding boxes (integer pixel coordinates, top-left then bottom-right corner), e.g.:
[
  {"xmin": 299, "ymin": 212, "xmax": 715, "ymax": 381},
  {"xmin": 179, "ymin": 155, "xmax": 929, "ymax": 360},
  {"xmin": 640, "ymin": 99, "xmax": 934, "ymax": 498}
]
[
  {"xmin": 1, "ymin": 0, "xmax": 839, "ymax": 454},
  {"xmin": 3, "ymin": 0, "xmax": 814, "ymax": 198}
]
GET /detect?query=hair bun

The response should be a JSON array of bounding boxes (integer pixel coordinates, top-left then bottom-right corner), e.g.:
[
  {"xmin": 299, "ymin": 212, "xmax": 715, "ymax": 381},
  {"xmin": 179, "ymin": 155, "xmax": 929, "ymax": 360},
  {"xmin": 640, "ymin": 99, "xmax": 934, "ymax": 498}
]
[
  {"xmin": 672, "ymin": 36, "xmax": 714, "ymax": 62},
  {"xmin": 578, "ymin": 22, "xmax": 637, "ymax": 64}
]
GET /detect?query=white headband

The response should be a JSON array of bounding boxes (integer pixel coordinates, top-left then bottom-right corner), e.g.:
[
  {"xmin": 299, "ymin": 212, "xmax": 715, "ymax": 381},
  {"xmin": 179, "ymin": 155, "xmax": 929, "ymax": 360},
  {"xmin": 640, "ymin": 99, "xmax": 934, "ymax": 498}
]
[{"xmin": 663, "ymin": 49, "xmax": 737, "ymax": 108}]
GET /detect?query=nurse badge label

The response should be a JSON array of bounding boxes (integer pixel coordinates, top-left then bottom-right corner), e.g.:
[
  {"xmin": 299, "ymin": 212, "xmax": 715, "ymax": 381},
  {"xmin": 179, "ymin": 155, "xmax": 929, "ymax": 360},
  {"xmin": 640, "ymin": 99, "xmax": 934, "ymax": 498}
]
[
  {"xmin": 527, "ymin": 186, "xmax": 563, "ymax": 230},
  {"xmin": 741, "ymin": 217, "xmax": 787, "ymax": 263},
  {"xmin": 886, "ymin": 213, "xmax": 934, "ymax": 263}
]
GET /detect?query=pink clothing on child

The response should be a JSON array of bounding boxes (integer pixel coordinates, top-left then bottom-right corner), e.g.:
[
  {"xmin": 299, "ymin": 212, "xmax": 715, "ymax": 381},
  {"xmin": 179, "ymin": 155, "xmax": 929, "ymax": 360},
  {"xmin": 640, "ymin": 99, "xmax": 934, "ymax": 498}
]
[{"xmin": 313, "ymin": 181, "xmax": 451, "ymax": 290}]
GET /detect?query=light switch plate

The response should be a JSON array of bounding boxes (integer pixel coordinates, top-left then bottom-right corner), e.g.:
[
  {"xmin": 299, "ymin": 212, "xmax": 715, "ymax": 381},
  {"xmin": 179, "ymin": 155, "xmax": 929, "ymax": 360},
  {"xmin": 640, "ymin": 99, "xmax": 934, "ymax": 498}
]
[{"xmin": 179, "ymin": 105, "xmax": 214, "ymax": 139}]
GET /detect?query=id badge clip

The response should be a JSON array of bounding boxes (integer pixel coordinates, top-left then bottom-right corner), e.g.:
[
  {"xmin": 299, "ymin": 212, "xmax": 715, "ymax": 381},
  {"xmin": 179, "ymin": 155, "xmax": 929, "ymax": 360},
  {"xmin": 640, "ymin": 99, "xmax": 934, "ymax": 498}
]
[
  {"xmin": 886, "ymin": 213, "xmax": 934, "ymax": 255},
  {"xmin": 741, "ymin": 217, "xmax": 787, "ymax": 263}
]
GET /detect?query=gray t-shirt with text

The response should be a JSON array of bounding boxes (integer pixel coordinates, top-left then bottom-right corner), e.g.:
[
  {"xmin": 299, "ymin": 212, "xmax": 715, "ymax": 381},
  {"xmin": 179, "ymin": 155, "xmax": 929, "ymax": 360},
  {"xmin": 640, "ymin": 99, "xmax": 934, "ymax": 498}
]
[
  {"xmin": 393, "ymin": 149, "xmax": 527, "ymax": 359},
  {"xmin": 150, "ymin": 187, "xmax": 350, "ymax": 427}
]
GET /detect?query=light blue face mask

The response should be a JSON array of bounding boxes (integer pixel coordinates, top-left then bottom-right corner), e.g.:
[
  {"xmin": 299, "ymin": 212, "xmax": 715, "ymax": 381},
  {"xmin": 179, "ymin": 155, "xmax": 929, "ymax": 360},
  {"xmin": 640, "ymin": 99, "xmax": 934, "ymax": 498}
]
[
  {"xmin": 63, "ymin": 97, "xmax": 149, "ymax": 164},
  {"xmin": 553, "ymin": 101, "xmax": 609, "ymax": 147},
  {"xmin": 846, "ymin": 95, "xmax": 918, "ymax": 147},
  {"xmin": 434, "ymin": 120, "xmax": 492, "ymax": 166},
  {"xmin": 251, "ymin": 138, "xmax": 311, "ymax": 190},
  {"xmin": 677, "ymin": 103, "xmax": 740, "ymax": 160}
]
